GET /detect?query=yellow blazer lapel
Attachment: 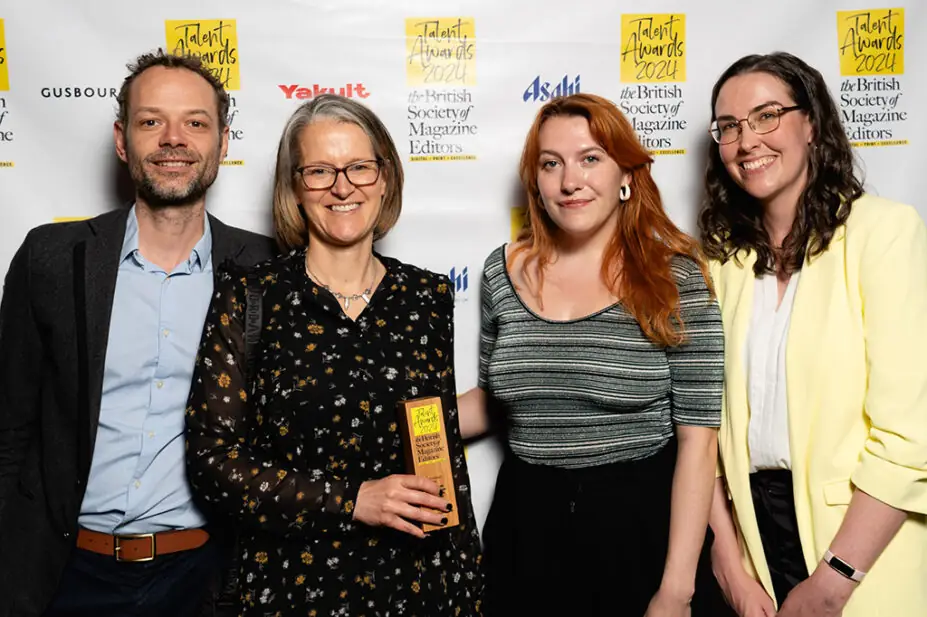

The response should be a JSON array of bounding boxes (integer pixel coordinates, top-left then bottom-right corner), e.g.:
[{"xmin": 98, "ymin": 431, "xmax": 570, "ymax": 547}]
[
  {"xmin": 784, "ymin": 230, "xmax": 845, "ymax": 573},
  {"xmin": 715, "ymin": 252, "xmax": 778, "ymax": 596},
  {"xmin": 720, "ymin": 251, "xmax": 756, "ymax": 474}
]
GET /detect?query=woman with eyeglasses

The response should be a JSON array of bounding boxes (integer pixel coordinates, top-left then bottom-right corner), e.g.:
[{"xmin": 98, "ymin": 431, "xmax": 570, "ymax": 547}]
[
  {"xmin": 701, "ymin": 52, "xmax": 927, "ymax": 617},
  {"xmin": 184, "ymin": 94, "xmax": 484, "ymax": 616}
]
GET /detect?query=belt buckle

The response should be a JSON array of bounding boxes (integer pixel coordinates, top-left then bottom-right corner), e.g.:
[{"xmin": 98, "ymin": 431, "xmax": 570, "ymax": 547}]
[{"xmin": 114, "ymin": 533, "xmax": 156, "ymax": 562}]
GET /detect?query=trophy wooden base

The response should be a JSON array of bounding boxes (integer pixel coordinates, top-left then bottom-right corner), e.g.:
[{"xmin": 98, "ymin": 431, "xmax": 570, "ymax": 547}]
[{"xmin": 397, "ymin": 396, "xmax": 460, "ymax": 532}]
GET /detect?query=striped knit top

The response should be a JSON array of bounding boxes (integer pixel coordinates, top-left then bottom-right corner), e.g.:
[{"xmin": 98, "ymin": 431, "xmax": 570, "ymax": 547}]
[{"xmin": 478, "ymin": 245, "xmax": 724, "ymax": 468}]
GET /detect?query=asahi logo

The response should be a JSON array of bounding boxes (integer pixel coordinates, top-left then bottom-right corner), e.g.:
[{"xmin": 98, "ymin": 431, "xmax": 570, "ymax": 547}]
[
  {"xmin": 450, "ymin": 266, "xmax": 468, "ymax": 293},
  {"xmin": 449, "ymin": 265, "xmax": 470, "ymax": 304},
  {"xmin": 523, "ymin": 75, "xmax": 580, "ymax": 103}
]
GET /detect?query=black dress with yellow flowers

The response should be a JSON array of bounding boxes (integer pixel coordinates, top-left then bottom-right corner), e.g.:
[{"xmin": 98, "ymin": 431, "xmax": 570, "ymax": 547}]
[{"xmin": 186, "ymin": 249, "xmax": 483, "ymax": 617}]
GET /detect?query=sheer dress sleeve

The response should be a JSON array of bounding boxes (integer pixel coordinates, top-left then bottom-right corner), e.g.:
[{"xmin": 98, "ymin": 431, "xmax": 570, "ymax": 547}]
[{"xmin": 185, "ymin": 266, "xmax": 359, "ymax": 535}]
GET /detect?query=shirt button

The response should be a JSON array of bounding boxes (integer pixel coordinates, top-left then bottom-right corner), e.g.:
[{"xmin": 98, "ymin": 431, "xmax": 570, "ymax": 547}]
[
  {"xmin": 163, "ymin": 329, "xmax": 170, "ymax": 337},
  {"xmin": 148, "ymin": 431, "xmax": 155, "ymax": 439},
  {"xmin": 156, "ymin": 381, "xmax": 164, "ymax": 389},
  {"xmin": 134, "ymin": 480, "xmax": 141, "ymax": 489}
]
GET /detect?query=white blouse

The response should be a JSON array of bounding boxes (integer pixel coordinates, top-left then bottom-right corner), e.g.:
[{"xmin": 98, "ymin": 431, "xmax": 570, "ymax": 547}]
[{"xmin": 746, "ymin": 273, "xmax": 800, "ymax": 472}]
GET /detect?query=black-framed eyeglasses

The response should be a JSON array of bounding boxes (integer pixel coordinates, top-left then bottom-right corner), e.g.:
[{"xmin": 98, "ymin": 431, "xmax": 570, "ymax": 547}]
[
  {"xmin": 709, "ymin": 105, "xmax": 803, "ymax": 145},
  {"xmin": 294, "ymin": 158, "xmax": 383, "ymax": 191}
]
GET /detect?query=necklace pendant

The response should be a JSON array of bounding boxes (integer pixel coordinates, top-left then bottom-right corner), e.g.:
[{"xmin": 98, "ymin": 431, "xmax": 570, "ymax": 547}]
[
  {"xmin": 361, "ymin": 292, "xmax": 371, "ymax": 305},
  {"xmin": 343, "ymin": 297, "xmax": 351, "ymax": 309}
]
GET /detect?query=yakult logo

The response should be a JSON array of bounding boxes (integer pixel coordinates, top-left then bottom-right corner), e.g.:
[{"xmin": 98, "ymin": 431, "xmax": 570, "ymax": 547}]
[{"xmin": 278, "ymin": 83, "xmax": 370, "ymax": 99}]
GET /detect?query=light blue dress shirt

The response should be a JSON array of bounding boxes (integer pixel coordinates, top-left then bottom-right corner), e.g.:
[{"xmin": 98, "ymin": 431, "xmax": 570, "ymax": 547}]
[{"xmin": 79, "ymin": 206, "xmax": 213, "ymax": 534}]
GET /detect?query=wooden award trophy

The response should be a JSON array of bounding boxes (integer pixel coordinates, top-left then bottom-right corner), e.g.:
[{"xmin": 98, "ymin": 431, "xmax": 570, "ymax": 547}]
[{"xmin": 397, "ymin": 396, "xmax": 460, "ymax": 532}]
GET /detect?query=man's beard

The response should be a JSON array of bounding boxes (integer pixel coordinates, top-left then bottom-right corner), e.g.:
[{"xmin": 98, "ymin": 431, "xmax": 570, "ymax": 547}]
[{"xmin": 128, "ymin": 145, "xmax": 221, "ymax": 208}]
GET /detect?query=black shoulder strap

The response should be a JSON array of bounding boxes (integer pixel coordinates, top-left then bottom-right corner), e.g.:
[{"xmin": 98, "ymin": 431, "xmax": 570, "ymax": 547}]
[
  {"xmin": 202, "ymin": 270, "xmax": 261, "ymax": 617},
  {"xmin": 244, "ymin": 272, "xmax": 262, "ymax": 381}
]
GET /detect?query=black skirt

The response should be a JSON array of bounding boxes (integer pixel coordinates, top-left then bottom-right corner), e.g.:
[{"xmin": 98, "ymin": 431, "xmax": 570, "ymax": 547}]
[{"xmin": 482, "ymin": 439, "xmax": 734, "ymax": 616}]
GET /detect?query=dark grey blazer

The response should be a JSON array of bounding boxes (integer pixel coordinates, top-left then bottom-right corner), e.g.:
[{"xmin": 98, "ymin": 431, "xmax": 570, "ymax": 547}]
[{"xmin": 0, "ymin": 207, "xmax": 275, "ymax": 617}]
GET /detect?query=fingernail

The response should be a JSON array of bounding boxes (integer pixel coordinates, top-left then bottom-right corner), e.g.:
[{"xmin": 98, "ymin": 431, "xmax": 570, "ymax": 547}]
[
  {"xmin": 439, "ymin": 487, "xmax": 446, "ymax": 498},
  {"xmin": 440, "ymin": 517, "xmax": 448, "ymax": 525},
  {"xmin": 445, "ymin": 503, "xmax": 453, "ymax": 512}
]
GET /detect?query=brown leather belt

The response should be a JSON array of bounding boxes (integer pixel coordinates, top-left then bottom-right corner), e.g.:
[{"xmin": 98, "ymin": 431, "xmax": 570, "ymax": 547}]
[{"xmin": 76, "ymin": 528, "xmax": 209, "ymax": 562}]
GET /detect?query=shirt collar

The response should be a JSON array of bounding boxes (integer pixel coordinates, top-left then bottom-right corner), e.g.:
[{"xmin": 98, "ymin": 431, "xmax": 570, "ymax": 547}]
[
  {"xmin": 190, "ymin": 215, "xmax": 213, "ymax": 272},
  {"xmin": 120, "ymin": 205, "xmax": 142, "ymax": 264},
  {"xmin": 120, "ymin": 204, "xmax": 213, "ymax": 273}
]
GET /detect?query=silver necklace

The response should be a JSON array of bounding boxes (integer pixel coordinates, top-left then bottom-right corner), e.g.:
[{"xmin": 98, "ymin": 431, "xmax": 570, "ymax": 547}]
[{"xmin": 305, "ymin": 256, "xmax": 376, "ymax": 309}]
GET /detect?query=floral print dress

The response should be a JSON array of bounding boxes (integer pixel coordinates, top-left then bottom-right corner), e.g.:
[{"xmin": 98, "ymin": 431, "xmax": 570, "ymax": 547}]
[{"xmin": 186, "ymin": 249, "xmax": 483, "ymax": 617}]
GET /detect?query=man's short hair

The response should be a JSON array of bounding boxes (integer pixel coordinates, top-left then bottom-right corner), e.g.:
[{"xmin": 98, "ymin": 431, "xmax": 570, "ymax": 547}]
[{"xmin": 116, "ymin": 50, "xmax": 230, "ymax": 132}]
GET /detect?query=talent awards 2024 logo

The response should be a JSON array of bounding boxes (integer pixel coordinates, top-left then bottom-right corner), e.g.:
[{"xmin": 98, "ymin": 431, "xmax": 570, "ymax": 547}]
[
  {"xmin": 166, "ymin": 19, "xmax": 246, "ymax": 164},
  {"xmin": 0, "ymin": 19, "xmax": 13, "ymax": 165},
  {"xmin": 405, "ymin": 17, "xmax": 478, "ymax": 162},
  {"xmin": 0, "ymin": 18, "xmax": 8, "ymax": 92},
  {"xmin": 166, "ymin": 19, "xmax": 239, "ymax": 89},
  {"xmin": 618, "ymin": 14, "xmax": 687, "ymax": 156},
  {"xmin": 836, "ymin": 8, "xmax": 907, "ymax": 148}
]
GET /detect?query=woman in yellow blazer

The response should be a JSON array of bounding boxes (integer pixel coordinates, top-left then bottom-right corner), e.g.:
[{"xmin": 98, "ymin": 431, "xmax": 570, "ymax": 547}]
[{"xmin": 700, "ymin": 52, "xmax": 927, "ymax": 617}]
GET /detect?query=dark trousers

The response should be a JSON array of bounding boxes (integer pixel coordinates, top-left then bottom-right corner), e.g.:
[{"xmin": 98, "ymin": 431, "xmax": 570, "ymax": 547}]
[
  {"xmin": 750, "ymin": 470, "xmax": 810, "ymax": 606},
  {"xmin": 482, "ymin": 439, "xmax": 733, "ymax": 616},
  {"xmin": 43, "ymin": 539, "xmax": 221, "ymax": 617}
]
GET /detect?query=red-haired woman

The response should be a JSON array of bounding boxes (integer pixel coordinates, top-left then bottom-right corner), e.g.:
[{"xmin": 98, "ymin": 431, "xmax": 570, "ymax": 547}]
[{"xmin": 459, "ymin": 93, "xmax": 725, "ymax": 616}]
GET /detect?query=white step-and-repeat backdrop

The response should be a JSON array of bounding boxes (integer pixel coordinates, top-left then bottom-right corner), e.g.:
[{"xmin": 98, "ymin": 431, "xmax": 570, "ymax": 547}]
[{"xmin": 0, "ymin": 0, "xmax": 923, "ymax": 532}]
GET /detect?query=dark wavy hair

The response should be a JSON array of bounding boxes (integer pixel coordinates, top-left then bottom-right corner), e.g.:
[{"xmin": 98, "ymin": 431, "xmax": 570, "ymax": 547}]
[{"xmin": 699, "ymin": 52, "xmax": 863, "ymax": 275}]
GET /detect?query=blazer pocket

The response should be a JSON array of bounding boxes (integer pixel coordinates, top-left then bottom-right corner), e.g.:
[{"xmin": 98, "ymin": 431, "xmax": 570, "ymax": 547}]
[{"xmin": 822, "ymin": 478, "xmax": 854, "ymax": 506}]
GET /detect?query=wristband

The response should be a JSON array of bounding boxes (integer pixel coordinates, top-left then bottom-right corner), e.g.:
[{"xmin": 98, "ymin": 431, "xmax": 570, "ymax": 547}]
[{"xmin": 823, "ymin": 549, "xmax": 866, "ymax": 582}]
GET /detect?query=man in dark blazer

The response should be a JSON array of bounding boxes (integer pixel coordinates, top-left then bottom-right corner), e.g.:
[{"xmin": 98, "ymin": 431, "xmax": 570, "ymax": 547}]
[{"xmin": 0, "ymin": 51, "xmax": 274, "ymax": 617}]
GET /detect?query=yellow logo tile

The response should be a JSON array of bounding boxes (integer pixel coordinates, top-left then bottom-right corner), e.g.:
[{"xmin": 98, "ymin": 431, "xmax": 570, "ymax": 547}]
[
  {"xmin": 837, "ymin": 9, "xmax": 904, "ymax": 75},
  {"xmin": 511, "ymin": 206, "xmax": 526, "ymax": 242},
  {"xmin": 53, "ymin": 216, "xmax": 92, "ymax": 223},
  {"xmin": 411, "ymin": 403, "xmax": 441, "ymax": 437},
  {"xmin": 620, "ymin": 14, "xmax": 685, "ymax": 83},
  {"xmin": 165, "ymin": 19, "xmax": 240, "ymax": 89},
  {"xmin": 0, "ymin": 20, "xmax": 9, "ymax": 91},
  {"xmin": 405, "ymin": 17, "xmax": 476, "ymax": 86}
]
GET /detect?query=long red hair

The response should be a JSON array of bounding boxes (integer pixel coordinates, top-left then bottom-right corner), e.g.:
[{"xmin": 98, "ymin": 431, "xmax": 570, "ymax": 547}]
[{"xmin": 511, "ymin": 93, "xmax": 710, "ymax": 347}]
